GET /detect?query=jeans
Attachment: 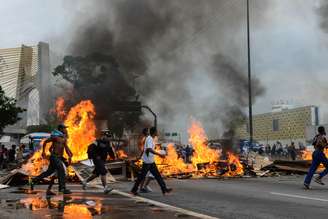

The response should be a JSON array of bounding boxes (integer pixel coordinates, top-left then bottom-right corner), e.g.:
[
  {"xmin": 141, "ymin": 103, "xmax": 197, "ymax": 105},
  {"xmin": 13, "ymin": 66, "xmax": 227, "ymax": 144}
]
[
  {"xmin": 131, "ymin": 162, "xmax": 167, "ymax": 193},
  {"xmin": 304, "ymin": 150, "xmax": 328, "ymax": 185},
  {"xmin": 34, "ymin": 155, "xmax": 66, "ymax": 190}
]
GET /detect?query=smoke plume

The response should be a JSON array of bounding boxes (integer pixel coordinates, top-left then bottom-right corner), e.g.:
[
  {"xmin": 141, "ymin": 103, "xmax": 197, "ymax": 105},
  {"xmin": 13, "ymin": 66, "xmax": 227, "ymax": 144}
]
[{"xmin": 59, "ymin": 0, "xmax": 270, "ymax": 141}]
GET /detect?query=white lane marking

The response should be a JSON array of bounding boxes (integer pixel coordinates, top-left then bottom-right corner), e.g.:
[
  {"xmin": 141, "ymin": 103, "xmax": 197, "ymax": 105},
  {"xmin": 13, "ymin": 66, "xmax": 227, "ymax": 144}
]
[
  {"xmin": 270, "ymin": 192, "xmax": 328, "ymax": 202},
  {"xmin": 93, "ymin": 185, "xmax": 219, "ymax": 219}
]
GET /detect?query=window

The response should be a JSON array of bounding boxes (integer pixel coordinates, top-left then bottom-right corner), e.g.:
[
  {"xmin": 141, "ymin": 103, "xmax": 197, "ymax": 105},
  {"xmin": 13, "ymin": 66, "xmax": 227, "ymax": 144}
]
[{"xmin": 272, "ymin": 119, "xmax": 279, "ymax": 131}]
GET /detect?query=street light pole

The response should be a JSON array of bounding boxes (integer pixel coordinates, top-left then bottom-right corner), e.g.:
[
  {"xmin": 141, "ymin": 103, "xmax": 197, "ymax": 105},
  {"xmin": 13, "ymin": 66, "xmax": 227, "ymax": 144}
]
[
  {"xmin": 141, "ymin": 105, "xmax": 157, "ymax": 129},
  {"xmin": 247, "ymin": 0, "xmax": 253, "ymax": 146}
]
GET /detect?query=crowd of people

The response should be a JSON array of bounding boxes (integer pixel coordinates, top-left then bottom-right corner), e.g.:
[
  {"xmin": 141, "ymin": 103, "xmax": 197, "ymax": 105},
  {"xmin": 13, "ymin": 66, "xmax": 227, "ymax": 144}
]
[
  {"xmin": 254, "ymin": 142, "xmax": 304, "ymax": 161},
  {"xmin": 0, "ymin": 143, "xmax": 29, "ymax": 170}
]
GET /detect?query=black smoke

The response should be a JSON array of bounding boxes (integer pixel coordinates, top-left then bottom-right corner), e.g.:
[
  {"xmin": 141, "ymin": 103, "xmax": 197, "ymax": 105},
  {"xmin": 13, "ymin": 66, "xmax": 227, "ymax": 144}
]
[{"xmin": 56, "ymin": 0, "xmax": 269, "ymax": 140}]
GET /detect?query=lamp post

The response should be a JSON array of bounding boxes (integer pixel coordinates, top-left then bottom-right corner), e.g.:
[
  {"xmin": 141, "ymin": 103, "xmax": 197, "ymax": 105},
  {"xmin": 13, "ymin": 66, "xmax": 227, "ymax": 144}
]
[
  {"xmin": 247, "ymin": 0, "xmax": 253, "ymax": 146},
  {"xmin": 141, "ymin": 105, "xmax": 157, "ymax": 129}
]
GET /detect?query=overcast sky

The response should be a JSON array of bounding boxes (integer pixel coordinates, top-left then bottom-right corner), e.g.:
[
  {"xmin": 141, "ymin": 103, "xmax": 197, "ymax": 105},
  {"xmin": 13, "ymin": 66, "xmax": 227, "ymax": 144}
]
[{"xmin": 2, "ymin": 0, "xmax": 328, "ymax": 123}]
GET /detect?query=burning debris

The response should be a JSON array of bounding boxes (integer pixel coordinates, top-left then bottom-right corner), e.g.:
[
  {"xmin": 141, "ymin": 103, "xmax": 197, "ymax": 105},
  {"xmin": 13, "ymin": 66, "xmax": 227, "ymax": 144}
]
[
  {"xmin": 21, "ymin": 98, "xmax": 97, "ymax": 177},
  {"xmin": 151, "ymin": 119, "xmax": 244, "ymax": 178}
]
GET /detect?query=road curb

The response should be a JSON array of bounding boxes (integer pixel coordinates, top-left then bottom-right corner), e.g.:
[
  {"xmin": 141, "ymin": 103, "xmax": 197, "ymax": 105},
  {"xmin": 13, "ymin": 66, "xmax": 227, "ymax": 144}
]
[{"xmin": 93, "ymin": 185, "xmax": 219, "ymax": 219}]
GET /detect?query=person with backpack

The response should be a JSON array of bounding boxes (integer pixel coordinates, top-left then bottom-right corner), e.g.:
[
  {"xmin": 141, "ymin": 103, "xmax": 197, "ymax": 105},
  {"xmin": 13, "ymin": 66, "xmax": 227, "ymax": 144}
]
[
  {"xmin": 131, "ymin": 127, "xmax": 172, "ymax": 195},
  {"xmin": 304, "ymin": 126, "xmax": 328, "ymax": 189},
  {"xmin": 82, "ymin": 130, "xmax": 115, "ymax": 194}
]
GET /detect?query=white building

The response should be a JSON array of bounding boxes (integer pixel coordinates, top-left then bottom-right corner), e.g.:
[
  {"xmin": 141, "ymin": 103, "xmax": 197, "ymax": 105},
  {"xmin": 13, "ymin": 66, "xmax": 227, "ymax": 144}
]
[{"xmin": 0, "ymin": 42, "xmax": 51, "ymax": 127}]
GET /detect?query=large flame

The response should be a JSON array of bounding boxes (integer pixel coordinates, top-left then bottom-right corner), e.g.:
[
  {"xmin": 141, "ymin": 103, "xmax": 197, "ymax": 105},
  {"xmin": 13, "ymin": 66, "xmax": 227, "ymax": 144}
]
[
  {"xmin": 189, "ymin": 120, "xmax": 220, "ymax": 167},
  {"xmin": 64, "ymin": 100, "xmax": 96, "ymax": 162},
  {"xmin": 152, "ymin": 119, "xmax": 243, "ymax": 177},
  {"xmin": 155, "ymin": 143, "xmax": 194, "ymax": 175},
  {"xmin": 23, "ymin": 98, "xmax": 96, "ymax": 176},
  {"xmin": 22, "ymin": 139, "xmax": 52, "ymax": 176}
]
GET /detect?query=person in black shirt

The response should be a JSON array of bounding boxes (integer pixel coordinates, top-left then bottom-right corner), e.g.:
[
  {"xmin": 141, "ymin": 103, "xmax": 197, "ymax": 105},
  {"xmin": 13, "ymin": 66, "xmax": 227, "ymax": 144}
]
[{"xmin": 82, "ymin": 130, "xmax": 115, "ymax": 194}]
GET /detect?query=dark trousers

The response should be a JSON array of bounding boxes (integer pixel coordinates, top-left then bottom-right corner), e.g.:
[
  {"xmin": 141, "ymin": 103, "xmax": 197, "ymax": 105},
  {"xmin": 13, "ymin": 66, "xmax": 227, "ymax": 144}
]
[
  {"xmin": 304, "ymin": 150, "xmax": 328, "ymax": 185},
  {"xmin": 34, "ymin": 155, "xmax": 66, "ymax": 190},
  {"xmin": 131, "ymin": 162, "xmax": 167, "ymax": 193}
]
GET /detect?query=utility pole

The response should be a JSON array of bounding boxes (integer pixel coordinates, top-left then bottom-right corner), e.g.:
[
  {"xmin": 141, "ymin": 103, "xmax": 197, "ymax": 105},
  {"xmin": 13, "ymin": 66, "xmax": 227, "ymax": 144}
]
[
  {"xmin": 247, "ymin": 0, "xmax": 253, "ymax": 146},
  {"xmin": 141, "ymin": 105, "xmax": 157, "ymax": 129}
]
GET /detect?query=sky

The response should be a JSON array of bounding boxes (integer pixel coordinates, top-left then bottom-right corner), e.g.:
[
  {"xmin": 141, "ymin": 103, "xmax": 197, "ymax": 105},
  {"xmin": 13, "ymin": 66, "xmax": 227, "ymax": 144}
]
[{"xmin": 2, "ymin": 0, "xmax": 328, "ymax": 125}]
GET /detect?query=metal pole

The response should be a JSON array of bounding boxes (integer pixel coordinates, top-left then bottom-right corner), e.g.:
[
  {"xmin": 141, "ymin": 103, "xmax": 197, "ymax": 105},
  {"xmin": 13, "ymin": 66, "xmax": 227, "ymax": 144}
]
[
  {"xmin": 141, "ymin": 105, "xmax": 157, "ymax": 129},
  {"xmin": 247, "ymin": 0, "xmax": 253, "ymax": 146}
]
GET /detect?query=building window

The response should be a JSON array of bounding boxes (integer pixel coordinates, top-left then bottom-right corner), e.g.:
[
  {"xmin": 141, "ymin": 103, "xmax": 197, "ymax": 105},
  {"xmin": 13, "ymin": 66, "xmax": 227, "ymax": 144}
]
[{"xmin": 273, "ymin": 119, "xmax": 279, "ymax": 131}]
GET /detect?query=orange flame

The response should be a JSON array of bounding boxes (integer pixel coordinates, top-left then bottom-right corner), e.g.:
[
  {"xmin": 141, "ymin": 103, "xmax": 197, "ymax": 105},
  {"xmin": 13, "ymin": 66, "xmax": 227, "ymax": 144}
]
[
  {"xmin": 64, "ymin": 100, "xmax": 96, "ymax": 163},
  {"xmin": 22, "ymin": 139, "xmax": 52, "ymax": 176},
  {"xmin": 23, "ymin": 99, "xmax": 97, "ymax": 176},
  {"xmin": 188, "ymin": 119, "xmax": 220, "ymax": 168},
  {"xmin": 301, "ymin": 149, "xmax": 312, "ymax": 160},
  {"xmin": 151, "ymin": 119, "xmax": 243, "ymax": 177},
  {"xmin": 224, "ymin": 152, "xmax": 244, "ymax": 176},
  {"xmin": 301, "ymin": 148, "xmax": 328, "ymax": 160},
  {"xmin": 155, "ymin": 143, "xmax": 194, "ymax": 175},
  {"xmin": 117, "ymin": 149, "xmax": 128, "ymax": 159}
]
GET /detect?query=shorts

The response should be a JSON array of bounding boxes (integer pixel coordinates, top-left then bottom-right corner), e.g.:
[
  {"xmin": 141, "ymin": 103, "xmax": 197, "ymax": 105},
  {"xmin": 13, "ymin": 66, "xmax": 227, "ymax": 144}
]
[{"xmin": 92, "ymin": 158, "xmax": 107, "ymax": 176}]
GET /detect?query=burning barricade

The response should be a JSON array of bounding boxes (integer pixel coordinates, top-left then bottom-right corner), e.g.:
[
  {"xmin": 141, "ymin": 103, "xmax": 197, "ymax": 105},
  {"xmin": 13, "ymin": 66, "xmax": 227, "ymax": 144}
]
[
  {"xmin": 142, "ymin": 119, "xmax": 245, "ymax": 178},
  {"xmin": 1, "ymin": 97, "xmax": 246, "ymax": 187}
]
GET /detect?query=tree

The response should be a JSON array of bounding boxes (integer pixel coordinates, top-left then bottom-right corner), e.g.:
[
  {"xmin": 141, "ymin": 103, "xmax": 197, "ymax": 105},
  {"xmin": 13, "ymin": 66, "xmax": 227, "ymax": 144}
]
[
  {"xmin": 0, "ymin": 86, "xmax": 25, "ymax": 133},
  {"xmin": 53, "ymin": 53, "xmax": 141, "ymax": 136}
]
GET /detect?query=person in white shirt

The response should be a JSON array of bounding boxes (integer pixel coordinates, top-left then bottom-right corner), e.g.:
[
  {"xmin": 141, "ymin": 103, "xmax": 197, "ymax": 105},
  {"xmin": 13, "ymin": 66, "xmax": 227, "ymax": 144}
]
[{"xmin": 131, "ymin": 127, "xmax": 172, "ymax": 195}]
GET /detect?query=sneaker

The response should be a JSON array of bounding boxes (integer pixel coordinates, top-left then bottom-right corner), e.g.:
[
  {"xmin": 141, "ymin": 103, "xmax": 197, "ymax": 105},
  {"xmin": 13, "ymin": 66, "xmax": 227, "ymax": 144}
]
[
  {"xmin": 104, "ymin": 185, "xmax": 113, "ymax": 194},
  {"xmin": 314, "ymin": 176, "xmax": 325, "ymax": 185},
  {"xmin": 145, "ymin": 186, "xmax": 153, "ymax": 192},
  {"xmin": 304, "ymin": 183, "xmax": 310, "ymax": 190},
  {"xmin": 130, "ymin": 190, "xmax": 139, "ymax": 196},
  {"xmin": 82, "ymin": 180, "xmax": 87, "ymax": 190},
  {"xmin": 162, "ymin": 188, "xmax": 173, "ymax": 195},
  {"xmin": 139, "ymin": 188, "xmax": 148, "ymax": 193},
  {"xmin": 46, "ymin": 190, "xmax": 56, "ymax": 196},
  {"xmin": 59, "ymin": 189, "xmax": 72, "ymax": 194}
]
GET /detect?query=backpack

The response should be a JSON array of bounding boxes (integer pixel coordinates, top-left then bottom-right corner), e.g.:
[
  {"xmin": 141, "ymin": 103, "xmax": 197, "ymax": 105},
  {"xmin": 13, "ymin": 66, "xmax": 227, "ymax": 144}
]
[{"xmin": 87, "ymin": 141, "xmax": 98, "ymax": 159}]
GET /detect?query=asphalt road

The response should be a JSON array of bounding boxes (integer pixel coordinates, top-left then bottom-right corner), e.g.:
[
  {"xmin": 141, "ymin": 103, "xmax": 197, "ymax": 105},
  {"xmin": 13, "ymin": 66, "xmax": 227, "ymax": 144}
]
[{"xmin": 114, "ymin": 175, "xmax": 328, "ymax": 219}]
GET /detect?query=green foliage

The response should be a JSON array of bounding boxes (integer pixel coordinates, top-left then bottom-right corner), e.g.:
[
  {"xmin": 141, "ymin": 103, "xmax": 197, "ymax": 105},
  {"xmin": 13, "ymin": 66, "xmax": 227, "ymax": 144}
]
[{"xmin": 0, "ymin": 86, "xmax": 25, "ymax": 133}]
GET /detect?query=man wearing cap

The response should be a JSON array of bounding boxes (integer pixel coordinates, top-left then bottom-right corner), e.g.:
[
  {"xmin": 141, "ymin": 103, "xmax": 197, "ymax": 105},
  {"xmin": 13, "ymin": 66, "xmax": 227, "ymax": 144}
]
[
  {"xmin": 31, "ymin": 124, "xmax": 73, "ymax": 195},
  {"xmin": 82, "ymin": 130, "xmax": 115, "ymax": 194}
]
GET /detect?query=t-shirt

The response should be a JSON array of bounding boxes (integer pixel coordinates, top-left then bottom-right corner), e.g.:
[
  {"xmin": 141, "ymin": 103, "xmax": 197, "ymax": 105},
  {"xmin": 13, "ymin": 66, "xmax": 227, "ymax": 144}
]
[
  {"xmin": 142, "ymin": 136, "xmax": 155, "ymax": 164},
  {"xmin": 94, "ymin": 140, "xmax": 115, "ymax": 161}
]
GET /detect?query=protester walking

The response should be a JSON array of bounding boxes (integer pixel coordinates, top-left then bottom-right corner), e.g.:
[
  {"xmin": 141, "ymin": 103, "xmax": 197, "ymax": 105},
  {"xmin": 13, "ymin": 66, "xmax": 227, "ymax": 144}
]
[
  {"xmin": 304, "ymin": 126, "xmax": 328, "ymax": 189},
  {"xmin": 131, "ymin": 127, "xmax": 172, "ymax": 195},
  {"xmin": 31, "ymin": 124, "xmax": 73, "ymax": 195},
  {"xmin": 82, "ymin": 130, "xmax": 115, "ymax": 194}
]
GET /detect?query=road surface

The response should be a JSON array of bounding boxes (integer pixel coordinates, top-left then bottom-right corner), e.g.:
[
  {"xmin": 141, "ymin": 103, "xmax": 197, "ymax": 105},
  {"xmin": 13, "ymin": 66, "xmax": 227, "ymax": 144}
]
[{"xmin": 115, "ymin": 175, "xmax": 328, "ymax": 219}]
